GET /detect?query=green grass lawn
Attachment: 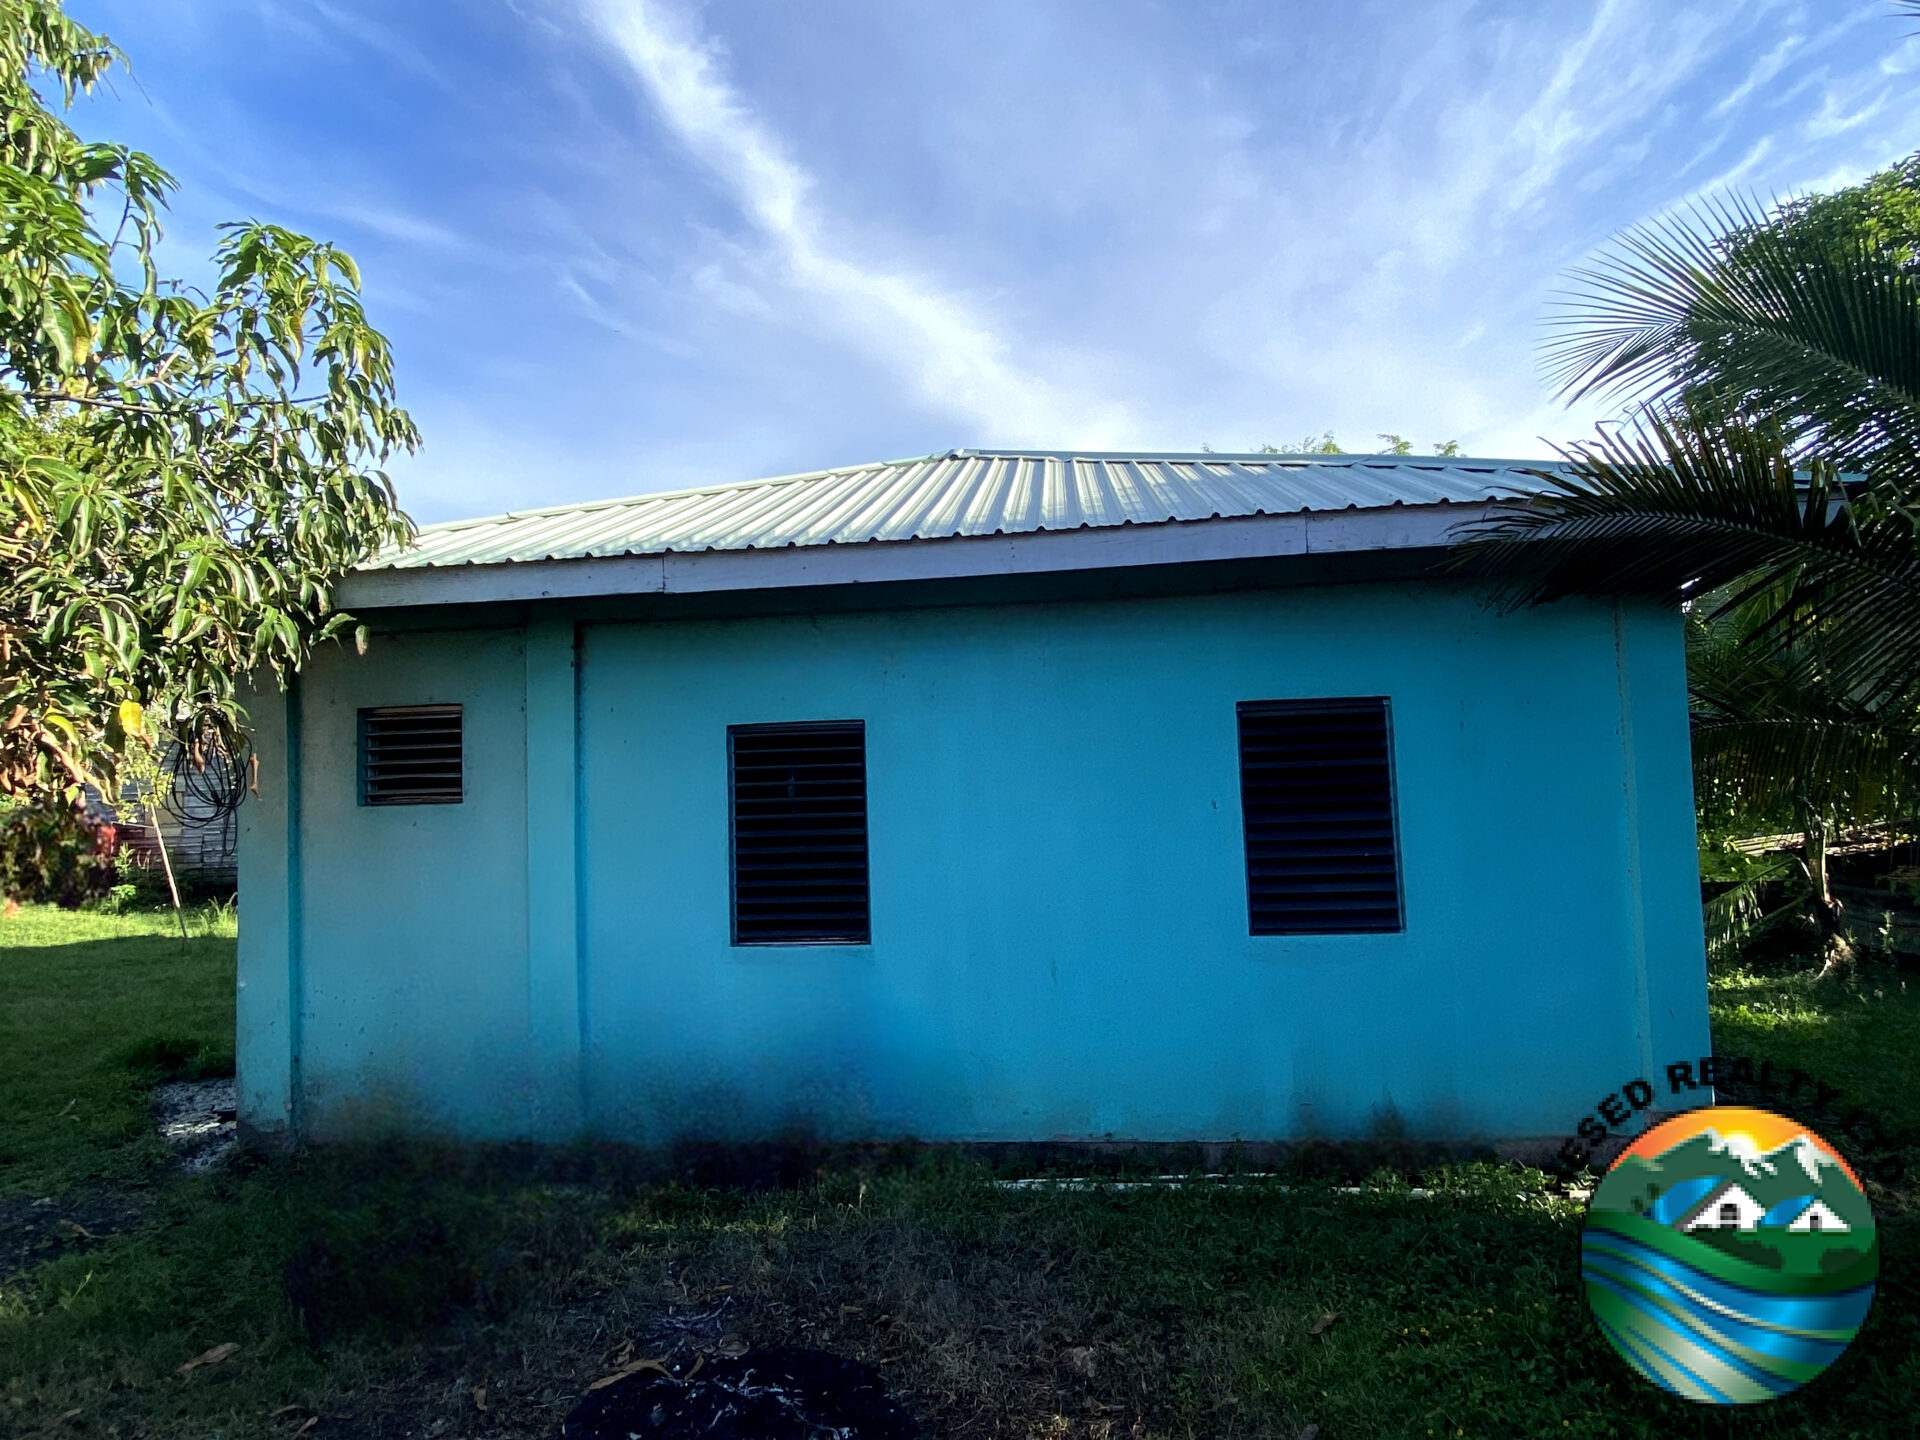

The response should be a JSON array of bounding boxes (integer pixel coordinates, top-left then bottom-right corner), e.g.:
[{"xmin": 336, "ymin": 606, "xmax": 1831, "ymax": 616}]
[
  {"xmin": 1709, "ymin": 961, "xmax": 1920, "ymax": 1134},
  {"xmin": 0, "ymin": 904, "xmax": 236, "ymax": 1196},
  {"xmin": 2, "ymin": 905, "xmax": 1917, "ymax": 1439}
]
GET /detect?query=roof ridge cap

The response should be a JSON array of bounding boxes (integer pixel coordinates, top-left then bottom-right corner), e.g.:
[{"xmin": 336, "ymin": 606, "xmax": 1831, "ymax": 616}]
[{"xmin": 409, "ymin": 450, "xmax": 1569, "ymax": 535}]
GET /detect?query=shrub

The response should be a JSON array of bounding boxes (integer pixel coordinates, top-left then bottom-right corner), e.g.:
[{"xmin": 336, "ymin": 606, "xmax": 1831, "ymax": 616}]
[
  {"xmin": 0, "ymin": 799, "xmax": 119, "ymax": 907},
  {"xmin": 96, "ymin": 845, "xmax": 174, "ymax": 912}
]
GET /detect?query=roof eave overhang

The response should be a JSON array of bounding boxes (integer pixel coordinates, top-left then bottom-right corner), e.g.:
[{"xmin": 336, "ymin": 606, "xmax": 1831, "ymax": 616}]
[{"xmin": 336, "ymin": 501, "xmax": 1509, "ymax": 611}]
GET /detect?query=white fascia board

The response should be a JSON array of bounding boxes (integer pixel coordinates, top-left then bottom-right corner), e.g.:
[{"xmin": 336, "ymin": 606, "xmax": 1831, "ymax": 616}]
[{"xmin": 335, "ymin": 502, "xmax": 1497, "ymax": 610}]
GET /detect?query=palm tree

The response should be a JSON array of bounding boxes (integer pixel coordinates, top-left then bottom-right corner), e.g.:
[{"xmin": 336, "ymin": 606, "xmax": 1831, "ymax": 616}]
[
  {"xmin": 1686, "ymin": 585, "xmax": 1920, "ymax": 962},
  {"xmin": 1456, "ymin": 174, "xmax": 1920, "ymax": 967}
]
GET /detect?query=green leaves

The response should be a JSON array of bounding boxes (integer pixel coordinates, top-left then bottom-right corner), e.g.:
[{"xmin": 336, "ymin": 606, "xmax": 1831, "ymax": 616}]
[
  {"xmin": 1455, "ymin": 145, "xmax": 1920, "ymax": 844},
  {"xmin": 1456, "ymin": 406, "xmax": 1920, "ymax": 782},
  {"xmin": 1687, "ymin": 597, "xmax": 1920, "ymax": 828},
  {"xmin": 1464, "ymin": 153, "xmax": 1920, "ymax": 680},
  {"xmin": 1459, "ymin": 408, "xmax": 1895, "ymax": 608},
  {"xmin": 1541, "ymin": 187, "xmax": 1920, "ymax": 492},
  {"xmin": 0, "ymin": 1, "xmax": 417, "ymax": 798}
]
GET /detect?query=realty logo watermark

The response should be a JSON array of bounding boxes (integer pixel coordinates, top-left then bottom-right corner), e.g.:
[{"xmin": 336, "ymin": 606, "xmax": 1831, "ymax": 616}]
[{"xmin": 1580, "ymin": 1106, "xmax": 1878, "ymax": 1404}]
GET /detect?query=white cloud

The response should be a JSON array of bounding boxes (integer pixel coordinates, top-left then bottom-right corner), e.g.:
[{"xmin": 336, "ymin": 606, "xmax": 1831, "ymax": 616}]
[
  {"xmin": 578, "ymin": 0, "xmax": 1142, "ymax": 447},
  {"xmin": 318, "ymin": 201, "xmax": 466, "ymax": 250},
  {"xmin": 1686, "ymin": 136, "xmax": 1780, "ymax": 203},
  {"xmin": 1802, "ymin": 87, "xmax": 1892, "ymax": 141},
  {"xmin": 1712, "ymin": 33, "xmax": 1804, "ymax": 117}
]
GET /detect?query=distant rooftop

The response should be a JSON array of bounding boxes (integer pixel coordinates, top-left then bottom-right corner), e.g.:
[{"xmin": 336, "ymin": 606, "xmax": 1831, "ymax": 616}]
[{"xmin": 366, "ymin": 449, "xmax": 1561, "ymax": 572}]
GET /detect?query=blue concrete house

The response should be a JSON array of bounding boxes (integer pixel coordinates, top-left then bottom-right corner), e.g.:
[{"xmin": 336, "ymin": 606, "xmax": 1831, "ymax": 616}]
[{"xmin": 235, "ymin": 449, "xmax": 1710, "ymax": 1149}]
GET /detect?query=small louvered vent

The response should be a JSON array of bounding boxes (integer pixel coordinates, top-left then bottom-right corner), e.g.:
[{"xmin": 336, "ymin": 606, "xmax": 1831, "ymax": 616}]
[
  {"xmin": 730, "ymin": 721, "xmax": 870, "ymax": 945},
  {"xmin": 1237, "ymin": 698, "xmax": 1401, "ymax": 935},
  {"xmin": 359, "ymin": 706, "xmax": 463, "ymax": 806}
]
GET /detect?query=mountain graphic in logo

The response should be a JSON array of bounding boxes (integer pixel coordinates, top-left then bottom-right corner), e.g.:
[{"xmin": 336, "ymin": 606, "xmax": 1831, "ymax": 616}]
[{"xmin": 1582, "ymin": 1105, "xmax": 1877, "ymax": 1405}]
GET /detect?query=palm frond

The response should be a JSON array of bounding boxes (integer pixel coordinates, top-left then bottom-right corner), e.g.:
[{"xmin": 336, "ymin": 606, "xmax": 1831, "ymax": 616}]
[
  {"xmin": 1543, "ymin": 201, "xmax": 1920, "ymax": 489},
  {"xmin": 1702, "ymin": 850, "xmax": 1809, "ymax": 964},
  {"xmin": 1685, "ymin": 593, "xmax": 1920, "ymax": 827},
  {"xmin": 1451, "ymin": 408, "xmax": 1920, "ymax": 703},
  {"xmin": 1692, "ymin": 717, "xmax": 1920, "ymax": 818},
  {"xmin": 1455, "ymin": 410, "xmax": 1844, "ymax": 606}
]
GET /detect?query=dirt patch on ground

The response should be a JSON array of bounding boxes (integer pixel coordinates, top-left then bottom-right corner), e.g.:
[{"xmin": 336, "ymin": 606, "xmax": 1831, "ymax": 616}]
[
  {"xmin": 298, "ymin": 1197, "xmax": 1139, "ymax": 1440},
  {"xmin": 1, "ymin": 1081, "xmax": 234, "ymax": 1285},
  {"xmin": 0, "ymin": 1190, "xmax": 150, "ymax": 1285},
  {"xmin": 0, "ymin": 1138, "xmax": 1608, "ymax": 1438},
  {"xmin": 560, "ymin": 1346, "xmax": 920, "ymax": 1439}
]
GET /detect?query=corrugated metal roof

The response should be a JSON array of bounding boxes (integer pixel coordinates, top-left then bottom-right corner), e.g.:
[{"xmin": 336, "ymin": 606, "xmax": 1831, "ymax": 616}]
[{"xmin": 369, "ymin": 449, "xmax": 1559, "ymax": 571}]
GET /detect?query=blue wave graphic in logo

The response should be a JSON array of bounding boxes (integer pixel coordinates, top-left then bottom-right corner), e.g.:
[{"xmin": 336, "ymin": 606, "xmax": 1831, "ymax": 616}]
[{"xmin": 1581, "ymin": 1228, "xmax": 1874, "ymax": 1404}]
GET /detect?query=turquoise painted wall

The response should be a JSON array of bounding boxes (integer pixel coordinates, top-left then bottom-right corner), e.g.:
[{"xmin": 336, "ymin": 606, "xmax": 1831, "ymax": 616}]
[
  {"xmin": 272, "ymin": 629, "xmax": 536, "ymax": 1138},
  {"xmin": 237, "ymin": 581, "xmax": 1710, "ymax": 1146}
]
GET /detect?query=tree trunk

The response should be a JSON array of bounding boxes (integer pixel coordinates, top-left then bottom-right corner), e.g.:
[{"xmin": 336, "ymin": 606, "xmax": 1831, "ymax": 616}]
[{"xmin": 1806, "ymin": 814, "xmax": 1853, "ymax": 978}]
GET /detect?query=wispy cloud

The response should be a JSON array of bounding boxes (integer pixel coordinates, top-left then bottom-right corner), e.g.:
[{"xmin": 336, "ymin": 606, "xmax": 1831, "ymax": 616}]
[
  {"xmin": 310, "ymin": 200, "xmax": 466, "ymax": 250},
  {"xmin": 1712, "ymin": 33, "xmax": 1804, "ymax": 117},
  {"xmin": 1530, "ymin": 1, "xmax": 1735, "ymax": 199},
  {"xmin": 578, "ymin": 0, "xmax": 1141, "ymax": 446},
  {"xmin": 303, "ymin": 1, "xmax": 458, "ymax": 92},
  {"xmin": 77, "ymin": 0, "xmax": 1920, "ymax": 513}
]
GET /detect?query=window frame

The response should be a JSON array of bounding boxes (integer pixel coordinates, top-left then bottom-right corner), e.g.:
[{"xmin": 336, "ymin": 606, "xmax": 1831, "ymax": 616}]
[
  {"xmin": 1235, "ymin": 695, "xmax": 1404, "ymax": 937},
  {"xmin": 727, "ymin": 719, "xmax": 872, "ymax": 947},
  {"xmin": 357, "ymin": 704, "xmax": 465, "ymax": 807}
]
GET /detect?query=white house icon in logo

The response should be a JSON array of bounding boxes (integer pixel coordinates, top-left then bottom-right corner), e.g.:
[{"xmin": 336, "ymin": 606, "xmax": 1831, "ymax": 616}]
[
  {"xmin": 1684, "ymin": 1181, "xmax": 1767, "ymax": 1232},
  {"xmin": 1678, "ymin": 1180, "xmax": 1852, "ymax": 1235},
  {"xmin": 1786, "ymin": 1199, "xmax": 1849, "ymax": 1233}
]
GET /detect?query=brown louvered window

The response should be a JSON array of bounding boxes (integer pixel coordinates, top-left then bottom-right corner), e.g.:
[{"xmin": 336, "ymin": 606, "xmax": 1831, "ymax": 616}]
[
  {"xmin": 729, "ymin": 721, "xmax": 869, "ymax": 945},
  {"xmin": 359, "ymin": 706, "xmax": 463, "ymax": 806},
  {"xmin": 1237, "ymin": 698, "xmax": 1402, "ymax": 934}
]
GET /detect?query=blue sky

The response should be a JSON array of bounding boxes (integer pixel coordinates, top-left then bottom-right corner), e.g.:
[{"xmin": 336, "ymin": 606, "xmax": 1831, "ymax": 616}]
[{"xmin": 64, "ymin": 1, "xmax": 1920, "ymax": 522}]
